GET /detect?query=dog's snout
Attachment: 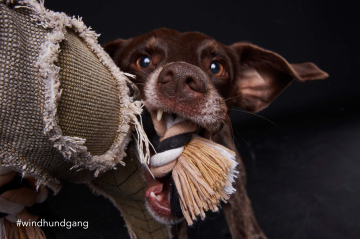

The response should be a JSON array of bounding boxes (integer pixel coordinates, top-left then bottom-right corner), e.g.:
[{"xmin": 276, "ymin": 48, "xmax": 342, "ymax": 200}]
[{"xmin": 158, "ymin": 62, "xmax": 207, "ymax": 100}]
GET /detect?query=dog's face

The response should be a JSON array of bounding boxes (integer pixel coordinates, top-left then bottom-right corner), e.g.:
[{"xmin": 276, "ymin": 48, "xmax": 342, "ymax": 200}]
[{"xmin": 104, "ymin": 28, "xmax": 328, "ymax": 225}]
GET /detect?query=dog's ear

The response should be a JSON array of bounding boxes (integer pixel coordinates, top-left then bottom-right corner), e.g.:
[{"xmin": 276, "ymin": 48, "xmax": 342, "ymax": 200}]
[
  {"xmin": 230, "ymin": 43, "xmax": 329, "ymax": 113},
  {"xmin": 102, "ymin": 39, "xmax": 126, "ymax": 62}
]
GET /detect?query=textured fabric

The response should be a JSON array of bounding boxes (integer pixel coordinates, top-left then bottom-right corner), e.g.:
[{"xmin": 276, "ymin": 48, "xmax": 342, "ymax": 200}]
[
  {"xmin": 0, "ymin": 3, "xmax": 80, "ymax": 191},
  {"xmin": 90, "ymin": 143, "xmax": 171, "ymax": 239},
  {"xmin": 0, "ymin": 0, "xmax": 147, "ymax": 193},
  {"xmin": 0, "ymin": 1, "xmax": 156, "ymax": 238},
  {"xmin": 56, "ymin": 30, "xmax": 120, "ymax": 156}
]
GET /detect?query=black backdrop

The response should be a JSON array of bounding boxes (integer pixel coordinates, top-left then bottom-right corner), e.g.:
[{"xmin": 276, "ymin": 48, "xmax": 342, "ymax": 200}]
[{"xmin": 43, "ymin": 0, "xmax": 360, "ymax": 238}]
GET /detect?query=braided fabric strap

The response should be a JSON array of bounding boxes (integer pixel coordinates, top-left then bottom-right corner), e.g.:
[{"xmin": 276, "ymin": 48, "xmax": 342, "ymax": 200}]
[
  {"xmin": 0, "ymin": 166, "xmax": 48, "ymax": 239},
  {"xmin": 145, "ymin": 110, "xmax": 238, "ymax": 225}
]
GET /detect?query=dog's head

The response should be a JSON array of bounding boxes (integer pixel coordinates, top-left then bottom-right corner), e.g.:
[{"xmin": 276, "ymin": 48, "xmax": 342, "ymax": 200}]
[{"xmin": 103, "ymin": 28, "xmax": 328, "ymax": 224}]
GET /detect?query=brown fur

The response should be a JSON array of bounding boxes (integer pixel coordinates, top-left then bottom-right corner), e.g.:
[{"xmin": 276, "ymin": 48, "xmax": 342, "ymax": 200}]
[{"xmin": 103, "ymin": 28, "xmax": 328, "ymax": 239}]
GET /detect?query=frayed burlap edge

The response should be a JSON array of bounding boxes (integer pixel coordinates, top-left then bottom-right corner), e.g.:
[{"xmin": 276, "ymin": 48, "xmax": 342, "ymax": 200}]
[
  {"xmin": 0, "ymin": 151, "xmax": 61, "ymax": 193},
  {"xmin": 1, "ymin": 0, "xmax": 150, "ymax": 178}
]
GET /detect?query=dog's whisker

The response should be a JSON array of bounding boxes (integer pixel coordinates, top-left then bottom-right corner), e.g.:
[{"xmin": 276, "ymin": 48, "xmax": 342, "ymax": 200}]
[
  {"xmin": 101, "ymin": 28, "xmax": 327, "ymax": 233},
  {"xmin": 225, "ymin": 115, "xmax": 235, "ymax": 139},
  {"xmin": 222, "ymin": 116, "xmax": 235, "ymax": 141},
  {"xmin": 228, "ymin": 108, "xmax": 278, "ymax": 127},
  {"xmin": 136, "ymin": 68, "xmax": 150, "ymax": 77},
  {"xmin": 233, "ymin": 128, "xmax": 251, "ymax": 148},
  {"xmin": 221, "ymin": 119, "xmax": 235, "ymax": 143},
  {"xmin": 222, "ymin": 118, "xmax": 246, "ymax": 150},
  {"xmin": 224, "ymin": 94, "xmax": 242, "ymax": 101}
]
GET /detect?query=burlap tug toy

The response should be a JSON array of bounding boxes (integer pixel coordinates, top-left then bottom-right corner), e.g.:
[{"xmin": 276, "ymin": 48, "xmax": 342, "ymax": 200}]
[
  {"xmin": 0, "ymin": 0, "xmax": 152, "ymax": 190},
  {"xmin": 146, "ymin": 111, "xmax": 238, "ymax": 226},
  {"xmin": 0, "ymin": 0, "xmax": 150, "ymax": 237},
  {"xmin": 0, "ymin": 0, "xmax": 239, "ymax": 237}
]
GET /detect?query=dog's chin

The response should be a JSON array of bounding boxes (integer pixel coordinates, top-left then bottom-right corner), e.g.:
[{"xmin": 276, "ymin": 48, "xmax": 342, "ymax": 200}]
[{"xmin": 145, "ymin": 201, "xmax": 184, "ymax": 225}]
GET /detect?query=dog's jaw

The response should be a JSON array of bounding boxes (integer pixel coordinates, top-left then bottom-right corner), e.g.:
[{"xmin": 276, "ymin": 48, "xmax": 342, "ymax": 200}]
[
  {"xmin": 145, "ymin": 201, "xmax": 184, "ymax": 225},
  {"xmin": 144, "ymin": 169, "xmax": 184, "ymax": 225},
  {"xmin": 142, "ymin": 64, "xmax": 228, "ymax": 224},
  {"xmin": 103, "ymin": 28, "xmax": 328, "ymax": 237},
  {"xmin": 144, "ymin": 64, "xmax": 227, "ymax": 132}
]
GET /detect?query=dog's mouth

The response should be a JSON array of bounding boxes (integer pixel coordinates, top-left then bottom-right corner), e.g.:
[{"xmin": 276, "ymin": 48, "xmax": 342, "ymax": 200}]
[
  {"xmin": 143, "ymin": 87, "xmax": 227, "ymax": 134},
  {"xmin": 144, "ymin": 170, "xmax": 174, "ymax": 220},
  {"xmin": 147, "ymin": 108, "xmax": 211, "ymax": 139},
  {"xmin": 142, "ymin": 108, "xmax": 211, "ymax": 224}
]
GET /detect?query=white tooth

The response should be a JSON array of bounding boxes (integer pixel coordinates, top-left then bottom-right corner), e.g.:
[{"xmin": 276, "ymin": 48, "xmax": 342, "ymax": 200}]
[
  {"xmin": 157, "ymin": 109, "xmax": 163, "ymax": 121},
  {"xmin": 150, "ymin": 192, "xmax": 161, "ymax": 201}
]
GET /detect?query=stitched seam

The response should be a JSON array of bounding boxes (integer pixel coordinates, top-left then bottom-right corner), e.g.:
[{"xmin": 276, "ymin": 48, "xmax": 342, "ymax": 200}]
[
  {"xmin": 117, "ymin": 202, "xmax": 148, "ymax": 212},
  {"xmin": 137, "ymin": 201, "xmax": 153, "ymax": 239}
]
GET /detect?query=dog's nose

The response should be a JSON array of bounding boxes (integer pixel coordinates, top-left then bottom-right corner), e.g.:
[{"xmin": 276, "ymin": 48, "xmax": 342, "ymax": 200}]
[{"xmin": 158, "ymin": 62, "xmax": 208, "ymax": 100}]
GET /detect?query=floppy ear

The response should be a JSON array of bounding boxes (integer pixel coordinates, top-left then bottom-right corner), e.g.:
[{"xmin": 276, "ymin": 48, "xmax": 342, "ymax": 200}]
[
  {"xmin": 230, "ymin": 43, "xmax": 329, "ymax": 113},
  {"xmin": 102, "ymin": 39, "xmax": 127, "ymax": 63}
]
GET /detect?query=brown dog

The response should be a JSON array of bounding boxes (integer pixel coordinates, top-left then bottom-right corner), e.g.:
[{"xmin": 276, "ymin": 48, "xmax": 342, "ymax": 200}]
[{"xmin": 103, "ymin": 28, "xmax": 328, "ymax": 238}]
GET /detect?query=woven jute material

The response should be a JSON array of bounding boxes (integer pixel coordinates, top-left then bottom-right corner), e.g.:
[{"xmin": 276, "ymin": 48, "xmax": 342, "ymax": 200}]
[
  {"xmin": 0, "ymin": 1, "xmax": 74, "ymax": 192},
  {"xmin": 0, "ymin": 0, "xmax": 150, "ymax": 193},
  {"xmin": 0, "ymin": 1, "xmax": 156, "ymax": 238},
  {"xmin": 57, "ymin": 30, "xmax": 121, "ymax": 156}
]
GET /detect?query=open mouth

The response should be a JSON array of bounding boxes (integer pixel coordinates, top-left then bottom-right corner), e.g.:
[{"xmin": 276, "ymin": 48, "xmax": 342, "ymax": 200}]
[
  {"xmin": 141, "ymin": 103, "xmax": 237, "ymax": 226},
  {"xmin": 142, "ymin": 108, "xmax": 204, "ymax": 223},
  {"xmin": 144, "ymin": 170, "xmax": 174, "ymax": 220}
]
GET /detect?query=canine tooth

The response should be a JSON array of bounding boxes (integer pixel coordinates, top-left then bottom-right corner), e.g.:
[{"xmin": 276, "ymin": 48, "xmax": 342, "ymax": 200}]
[
  {"xmin": 157, "ymin": 109, "xmax": 163, "ymax": 121},
  {"xmin": 150, "ymin": 192, "xmax": 161, "ymax": 201}
]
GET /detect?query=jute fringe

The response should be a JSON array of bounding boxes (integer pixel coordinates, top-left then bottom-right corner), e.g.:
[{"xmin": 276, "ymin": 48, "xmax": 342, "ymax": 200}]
[
  {"xmin": 0, "ymin": 219, "xmax": 46, "ymax": 239},
  {"xmin": 148, "ymin": 113, "xmax": 238, "ymax": 225},
  {"xmin": 172, "ymin": 137, "xmax": 238, "ymax": 225}
]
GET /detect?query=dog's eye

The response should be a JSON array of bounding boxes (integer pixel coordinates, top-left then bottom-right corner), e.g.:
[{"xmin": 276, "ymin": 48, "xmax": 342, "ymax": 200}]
[
  {"xmin": 136, "ymin": 56, "xmax": 152, "ymax": 68},
  {"xmin": 210, "ymin": 61, "xmax": 225, "ymax": 76}
]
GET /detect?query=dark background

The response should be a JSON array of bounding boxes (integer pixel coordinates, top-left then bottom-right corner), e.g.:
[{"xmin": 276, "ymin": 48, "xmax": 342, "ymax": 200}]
[{"xmin": 43, "ymin": 0, "xmax": 360, "ymax": 238}]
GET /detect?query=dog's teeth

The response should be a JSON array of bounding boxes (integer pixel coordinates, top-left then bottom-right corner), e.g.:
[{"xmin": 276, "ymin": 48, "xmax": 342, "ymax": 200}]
[
  {"xmin": 150, "ymin": 192, "xmax": 161, "ymax": 201},
  {"xmin": 157, "ymin": 110, "xmax": 163, "ymax": 121}
]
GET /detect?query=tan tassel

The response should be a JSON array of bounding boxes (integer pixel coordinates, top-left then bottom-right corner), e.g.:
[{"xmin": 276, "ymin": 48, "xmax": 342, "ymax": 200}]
[
  {"xmin": 3, "ymin": 219, "xmax": 47, "ymax": 239},
  {"xmin": 18, "ymin": 226, "xmax": 27, "ymax": 239},
  {"xmin": 24, "ymin": 226, "xmax": 46, "ymax": 239},
  {"xmin": 172, "ymin": 137, "xmax": 238, "ymax": 225},
  {"xmin": 4, "ymin": 219, "xmax": 19, "ymax": 239}
]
